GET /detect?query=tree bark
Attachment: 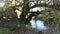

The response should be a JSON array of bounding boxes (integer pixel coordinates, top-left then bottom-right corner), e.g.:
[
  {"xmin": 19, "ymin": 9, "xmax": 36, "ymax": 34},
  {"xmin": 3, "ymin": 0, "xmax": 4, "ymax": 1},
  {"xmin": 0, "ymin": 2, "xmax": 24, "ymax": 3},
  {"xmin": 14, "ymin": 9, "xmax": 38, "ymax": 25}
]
[{"xmin": 20, "ymin": 0, "xmax": 30, "ymax": 27}]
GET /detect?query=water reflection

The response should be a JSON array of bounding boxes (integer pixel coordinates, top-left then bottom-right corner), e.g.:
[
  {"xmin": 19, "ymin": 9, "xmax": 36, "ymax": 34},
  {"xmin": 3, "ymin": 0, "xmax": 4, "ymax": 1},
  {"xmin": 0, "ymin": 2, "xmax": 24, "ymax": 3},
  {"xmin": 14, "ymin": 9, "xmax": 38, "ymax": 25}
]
[{"xmin": 30, "ymin": 19, "xmax": 47, "ymax": 31}]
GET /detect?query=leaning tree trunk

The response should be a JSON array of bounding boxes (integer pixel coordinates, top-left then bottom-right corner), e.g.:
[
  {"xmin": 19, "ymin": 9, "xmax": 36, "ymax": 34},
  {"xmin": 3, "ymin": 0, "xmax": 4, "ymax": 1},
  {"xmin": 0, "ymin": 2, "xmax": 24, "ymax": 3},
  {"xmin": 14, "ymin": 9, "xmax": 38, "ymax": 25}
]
[{"xmin": 20, "ymin": 0, "xmax": 30, "ymax": 27}]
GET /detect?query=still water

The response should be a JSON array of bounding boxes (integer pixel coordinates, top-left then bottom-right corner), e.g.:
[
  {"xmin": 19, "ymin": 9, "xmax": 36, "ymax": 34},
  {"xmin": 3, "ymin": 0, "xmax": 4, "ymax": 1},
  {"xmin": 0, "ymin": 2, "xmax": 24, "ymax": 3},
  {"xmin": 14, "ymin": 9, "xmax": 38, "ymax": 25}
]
[{"xmin": 30, "ymin": 19, "xmax": 47, "ymax": 31}]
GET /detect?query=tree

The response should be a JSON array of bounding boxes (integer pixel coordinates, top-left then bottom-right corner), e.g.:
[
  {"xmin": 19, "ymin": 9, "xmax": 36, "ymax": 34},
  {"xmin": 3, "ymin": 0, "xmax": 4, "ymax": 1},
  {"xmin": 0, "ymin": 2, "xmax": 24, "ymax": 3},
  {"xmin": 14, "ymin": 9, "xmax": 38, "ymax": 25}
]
[
  {"xmin": 3, "ymin": 0, "xmax": 60, "ymax": 27},
  {"xmin": 0, "ymin": 0, "xmax": 60, "ymax": 34},
  {"xmin": 0, "ymin": 0, "xmax": 59, "ymax": 28},
  {"xmin": 17, "ymin": 0, "xmax": 60, "ymax": 27}
]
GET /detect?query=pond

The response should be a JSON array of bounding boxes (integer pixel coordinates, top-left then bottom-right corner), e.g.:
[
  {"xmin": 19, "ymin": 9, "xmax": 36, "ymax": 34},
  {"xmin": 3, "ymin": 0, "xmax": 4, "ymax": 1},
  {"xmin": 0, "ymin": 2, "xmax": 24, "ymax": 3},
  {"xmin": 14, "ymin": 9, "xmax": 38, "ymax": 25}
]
[{"xmin": 30, "ymin": 19, "xmax": 47, "ymax": 31}]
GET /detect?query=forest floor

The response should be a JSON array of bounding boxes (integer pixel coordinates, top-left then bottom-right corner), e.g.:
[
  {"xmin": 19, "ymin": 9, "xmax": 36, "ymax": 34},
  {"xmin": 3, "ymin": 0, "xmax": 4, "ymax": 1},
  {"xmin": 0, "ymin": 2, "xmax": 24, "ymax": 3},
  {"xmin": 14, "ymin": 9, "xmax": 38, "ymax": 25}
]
[
  {"xmin": 0, "ymin": 20, "xmax": 60, "ymax": 34},
  {"xmin": 0, "ymin": 26, "xmax": 60, "ymax": 34}
]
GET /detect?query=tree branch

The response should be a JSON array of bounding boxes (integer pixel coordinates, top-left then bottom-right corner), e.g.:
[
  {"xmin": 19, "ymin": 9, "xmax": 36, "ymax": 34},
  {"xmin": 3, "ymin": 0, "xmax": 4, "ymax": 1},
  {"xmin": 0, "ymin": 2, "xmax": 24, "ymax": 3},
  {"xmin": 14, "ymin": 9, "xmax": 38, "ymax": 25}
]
[
  {"xmin": 30, "ymin": 3, "xmax": 60, "ymax": 11},
  {"xmin": 25, "ymin": 11, "xmax": 40, "ymax": 24},
  {"xmin": 20, "ymin": 0, "xmax": 30, "ymax": 24}
]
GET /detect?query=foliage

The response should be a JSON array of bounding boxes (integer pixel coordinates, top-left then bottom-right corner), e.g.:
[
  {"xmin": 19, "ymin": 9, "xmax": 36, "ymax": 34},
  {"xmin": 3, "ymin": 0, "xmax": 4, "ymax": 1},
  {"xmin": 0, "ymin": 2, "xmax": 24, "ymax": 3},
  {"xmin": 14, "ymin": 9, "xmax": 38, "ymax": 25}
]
[
  {"xmin": 0, "ymin": 0, "xmax": 60, "ymax": 34},
  {"xmin": 0, "ymin": 27, "xmax": 10, "ymax": 34}
]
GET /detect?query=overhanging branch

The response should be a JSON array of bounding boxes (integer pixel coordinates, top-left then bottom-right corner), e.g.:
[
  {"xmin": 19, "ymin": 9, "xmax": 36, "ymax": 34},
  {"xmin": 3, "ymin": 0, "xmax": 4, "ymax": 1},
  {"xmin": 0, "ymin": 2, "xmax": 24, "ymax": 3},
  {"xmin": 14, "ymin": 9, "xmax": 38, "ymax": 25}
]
[{"xmin": 30, "ymin": 3, "xmax": 60, "ymax": 11}]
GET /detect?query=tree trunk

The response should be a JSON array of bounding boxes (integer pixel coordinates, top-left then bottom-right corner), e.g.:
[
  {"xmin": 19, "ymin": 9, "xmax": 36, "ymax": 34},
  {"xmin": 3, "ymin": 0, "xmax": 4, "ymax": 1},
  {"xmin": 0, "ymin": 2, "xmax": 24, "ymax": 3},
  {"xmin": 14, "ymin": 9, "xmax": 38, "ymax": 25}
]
[{"xmin": 20, "ymin": 0, "xmax": 30, "ymax": 27}]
